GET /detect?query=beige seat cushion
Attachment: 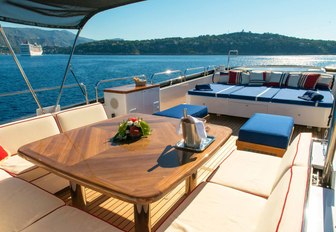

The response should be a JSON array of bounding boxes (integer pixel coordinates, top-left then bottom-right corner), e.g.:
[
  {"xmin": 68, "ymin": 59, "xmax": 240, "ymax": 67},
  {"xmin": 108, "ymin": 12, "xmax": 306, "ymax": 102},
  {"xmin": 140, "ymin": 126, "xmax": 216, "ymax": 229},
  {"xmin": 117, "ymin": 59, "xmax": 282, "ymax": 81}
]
[
  {"xmin": 54, "ymin": 103, "xmax": 108, "ymax": 132},
  {"xmin": 255, "ymin": 166, "xmax": 308, "ymax": 232},
  {"xmin": 209, "ymin": 150, "xmax": 282, "ymax": 197},
  {"xmin": 22, "ymin": 206, "xmax": 122, "ymax": 232},
  {"xmin": 0, "ymin": 114, "xmax": 69, "ymax": 193},
  {"xmin": 209, "ymin": 133, "xmax": 311, "ymax": 198},
  {"xmin": 0, "ymin": 113, "xmax": 60, "ymax": 155},
  {"xmin": 0, "ymin": 154, "xmax": 36, "ymax": 175},
  {"xmin": 0, "ymin": 169, "xmax": 12, "ymax": 181},
  {"xmin": 157, "ymin": 182, "xmax": 267, "ymax": 232},
  {"xmin": 158, "ymin": 168, "xmax": 308, "ymax": 232},
  {"xmin": 0, "ymin": 178, "xmax": 64, "ymax": 232}
]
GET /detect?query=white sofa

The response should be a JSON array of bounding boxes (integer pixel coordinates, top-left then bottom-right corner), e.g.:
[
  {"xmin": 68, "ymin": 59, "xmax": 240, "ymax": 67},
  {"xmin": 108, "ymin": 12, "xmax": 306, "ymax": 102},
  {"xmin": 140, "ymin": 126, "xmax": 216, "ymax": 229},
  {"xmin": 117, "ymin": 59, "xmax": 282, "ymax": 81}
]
[
  {"xmin": 157, "ymin": 133, "xmax": 311, "ymax": 232},
  {"xmin": 188, "ymin": 70, "xmax": 334, "ymax": 128}
]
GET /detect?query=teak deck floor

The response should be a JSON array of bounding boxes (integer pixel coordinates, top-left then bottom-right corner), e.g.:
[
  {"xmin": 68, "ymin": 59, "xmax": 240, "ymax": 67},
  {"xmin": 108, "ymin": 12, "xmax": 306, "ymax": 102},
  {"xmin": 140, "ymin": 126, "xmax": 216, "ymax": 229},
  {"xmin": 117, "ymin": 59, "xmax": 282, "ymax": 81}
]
[{"xmin": 56, "ymin": 114, "xmax": 326, "ymax": 232}]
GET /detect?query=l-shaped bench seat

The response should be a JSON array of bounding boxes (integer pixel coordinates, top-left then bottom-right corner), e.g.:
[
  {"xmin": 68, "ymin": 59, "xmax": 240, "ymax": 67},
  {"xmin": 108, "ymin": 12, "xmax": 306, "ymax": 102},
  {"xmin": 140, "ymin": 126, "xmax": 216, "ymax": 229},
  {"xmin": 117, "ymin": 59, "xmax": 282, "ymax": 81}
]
[
  {"xmin": 0, "ymin": 102, "xmax": 108, "ymax": 194},
  {"xmin": 157, "ymin": 132, "xmax": 311, "ymax": 232},
  {"xmin": 188, "ymin": 83, "xmax": 334, "ymax": 128}
]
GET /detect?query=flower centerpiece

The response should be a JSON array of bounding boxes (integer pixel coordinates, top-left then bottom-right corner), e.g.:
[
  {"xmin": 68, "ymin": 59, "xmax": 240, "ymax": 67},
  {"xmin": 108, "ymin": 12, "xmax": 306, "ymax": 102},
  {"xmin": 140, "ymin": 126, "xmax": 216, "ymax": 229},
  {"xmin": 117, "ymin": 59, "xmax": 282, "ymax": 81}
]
[{"xmin": 113, "ymin": 117, "xmax": 151, "ymax": 141}]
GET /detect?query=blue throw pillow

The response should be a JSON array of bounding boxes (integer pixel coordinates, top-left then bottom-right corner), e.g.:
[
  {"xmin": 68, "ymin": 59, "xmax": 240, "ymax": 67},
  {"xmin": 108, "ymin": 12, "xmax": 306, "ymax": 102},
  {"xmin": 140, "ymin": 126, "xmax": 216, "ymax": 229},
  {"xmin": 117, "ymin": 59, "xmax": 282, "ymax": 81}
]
[
  {"xmin": 195, "ymin": 84, "xmax": 212, "ymax": 91},
  {"xmin": 298, "ymin": 90, "xmax": 324, "ymax": 101}
]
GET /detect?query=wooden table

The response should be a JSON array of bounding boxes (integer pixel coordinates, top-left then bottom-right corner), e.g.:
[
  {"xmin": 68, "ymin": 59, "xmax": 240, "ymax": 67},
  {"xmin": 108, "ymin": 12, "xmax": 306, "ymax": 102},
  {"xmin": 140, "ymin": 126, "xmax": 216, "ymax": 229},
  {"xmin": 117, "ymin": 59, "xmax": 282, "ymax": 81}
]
[{"xmin": 18, "ymin": 113, "xmax": 232, "ymax": 232}]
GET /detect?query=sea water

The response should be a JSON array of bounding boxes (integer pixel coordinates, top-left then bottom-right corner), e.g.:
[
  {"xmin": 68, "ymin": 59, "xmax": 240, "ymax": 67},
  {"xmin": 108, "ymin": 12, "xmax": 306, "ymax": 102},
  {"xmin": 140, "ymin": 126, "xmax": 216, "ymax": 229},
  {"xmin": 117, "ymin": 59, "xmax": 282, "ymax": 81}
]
[{"xmin": 0, "ymin": 54, "xmax": 335, "ymax": 124}]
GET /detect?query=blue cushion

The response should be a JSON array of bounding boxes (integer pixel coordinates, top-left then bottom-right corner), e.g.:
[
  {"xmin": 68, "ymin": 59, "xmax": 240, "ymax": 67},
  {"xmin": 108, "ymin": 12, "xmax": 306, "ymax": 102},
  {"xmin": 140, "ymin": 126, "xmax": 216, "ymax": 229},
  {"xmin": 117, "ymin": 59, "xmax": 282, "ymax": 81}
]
[
  {"xmin": 154, "ymin": 104, "xmax": 208, "ymax": 119},
  {"xmin": 239, "ymin": 113, "xmax": 294, "ymax": 149},
  {"xmin": 228, "ymin": 86, "xmax": 281, "ymax": 102},
  {"xmin": 188, "ymin": 84, "xmax": 235, "ymax": 97},
  {"xmin": 272, "ymin": 88, "xmax": 333, "ymax": 108},
  {"xmin": 216, "ymin": 85, "xmax": 245, "ymax": 98}
]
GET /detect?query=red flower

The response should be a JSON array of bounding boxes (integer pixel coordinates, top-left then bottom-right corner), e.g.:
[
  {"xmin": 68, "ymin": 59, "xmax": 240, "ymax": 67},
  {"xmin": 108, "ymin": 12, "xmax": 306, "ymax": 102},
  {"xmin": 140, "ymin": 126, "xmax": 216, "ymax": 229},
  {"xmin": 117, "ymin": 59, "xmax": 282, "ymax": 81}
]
[
  {"xmin": 129, "ymin": 117, "xmax": 137, "ymax": 122},
  {"xmin": 129, "ymin": 125, "xmax": 141, "ymax": 137}
]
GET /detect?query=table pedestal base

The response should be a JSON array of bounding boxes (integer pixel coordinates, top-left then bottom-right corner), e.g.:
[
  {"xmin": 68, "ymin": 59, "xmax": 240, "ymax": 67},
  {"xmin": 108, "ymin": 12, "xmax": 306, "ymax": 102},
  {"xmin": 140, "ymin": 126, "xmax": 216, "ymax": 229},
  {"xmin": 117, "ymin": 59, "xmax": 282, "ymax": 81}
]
[
  {"xmin": 70, "ymin": 181, "xmax": 87, "ymax": 209},
  {"xmin": 134, "ymin": 204, "xmax": 151, "ymax": 232},
  {"xmin": 185, "ymin": 171, "xmax": 198, "ymax": 194}
]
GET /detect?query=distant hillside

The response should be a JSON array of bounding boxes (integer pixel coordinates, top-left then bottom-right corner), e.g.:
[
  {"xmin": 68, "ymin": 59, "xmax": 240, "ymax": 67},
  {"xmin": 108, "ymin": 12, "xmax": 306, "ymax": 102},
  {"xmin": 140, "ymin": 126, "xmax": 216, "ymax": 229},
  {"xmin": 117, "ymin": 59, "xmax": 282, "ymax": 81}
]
[
  {"xmin": 0, "ymin": 27, "xmax": 93, "ymax": 53},
  {"xmin": 68, "ymin": 32, "xmax": 336, "ymax": 55}
]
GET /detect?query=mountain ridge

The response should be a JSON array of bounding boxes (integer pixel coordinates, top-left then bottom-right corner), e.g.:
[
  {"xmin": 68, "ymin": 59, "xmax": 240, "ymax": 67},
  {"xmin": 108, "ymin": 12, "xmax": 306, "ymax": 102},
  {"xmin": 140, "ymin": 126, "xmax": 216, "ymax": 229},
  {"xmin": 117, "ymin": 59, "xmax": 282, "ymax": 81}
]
[{"xmin": 1, "ymin": 28, "xmax": 336, "ymax": 55}]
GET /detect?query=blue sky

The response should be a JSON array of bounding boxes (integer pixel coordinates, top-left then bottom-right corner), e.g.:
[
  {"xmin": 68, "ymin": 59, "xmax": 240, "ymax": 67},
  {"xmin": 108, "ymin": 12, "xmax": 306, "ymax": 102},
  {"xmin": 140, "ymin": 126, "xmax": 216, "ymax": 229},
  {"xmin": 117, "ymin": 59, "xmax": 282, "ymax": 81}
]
[{"xmin": 2, "ymin": 0, "xmax": 336, "ymax": 41}]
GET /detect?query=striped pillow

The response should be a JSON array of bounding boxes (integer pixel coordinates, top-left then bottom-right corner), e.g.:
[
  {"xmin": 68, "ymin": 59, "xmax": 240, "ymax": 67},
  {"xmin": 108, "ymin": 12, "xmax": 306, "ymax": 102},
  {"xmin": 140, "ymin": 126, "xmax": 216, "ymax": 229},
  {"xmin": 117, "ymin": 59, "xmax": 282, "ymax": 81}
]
[
  {"xmin": 316, "ymin": 74, "xmax": 333, "ymax": 90},
  {"xmin": 216, "ymin": 71, "xmax": 229, "ymax": 84},
  {"xmin": 284, "ymin": 73, "xmax": 301, "ymax": 88},
  {"xmin": 228, "ymin": 70, "xmax": 242, "ymax": 85},
  {"xmin": 266, "ymin": 72, "xmax": 288, "ymax": 87},
  {"xmin": 249, "ymin": 71, "xmax": 266, "ymax": 86},
  {"xmin": 241, "ymin": 72, "xmax": 250, "ymax": 85},
  {"xmin": 298, "ymin": 73, "xmax": 320, "ymax": 89}
]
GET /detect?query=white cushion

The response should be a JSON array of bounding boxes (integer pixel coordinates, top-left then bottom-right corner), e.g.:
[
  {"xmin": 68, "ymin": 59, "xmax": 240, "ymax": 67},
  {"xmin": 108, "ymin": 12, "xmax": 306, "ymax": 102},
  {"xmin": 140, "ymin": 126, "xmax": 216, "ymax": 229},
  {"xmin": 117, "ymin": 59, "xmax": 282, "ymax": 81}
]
[
  {"xmin": 249, "ymin": 71, "xmax": 266, "ymax": 86},
  {"xmin": 0, "ymin": 178, "xmax": 64, "ymax": 232},
  {"xmin": 256, "ymin": 167, "xmax": 308, "ymax": 232},
  {"xmin": 0, "ymin": 169, "xmax": 12, "ymax": 181},
  {"xmin": 215, "ymin": 72, "xmax": 229, "ymax": 84},
  {"xmin": 317, "ymin": 73, "xmax": 333, "ymax": 89},
  {"xmin": 157, "ymin": 182, "xmax": 267, "ymax": 232},
  {"xmin": 273, "ymin": 133, "xmax": 312, "ymax": 189},
  {"xmin": 241, "ymin": 72, "xmax": 250, "ymax": 85},
  {"xmin": 22, "ymin": 206, "xmax": 122, "ymax": 232},
  {"xmin": 55, "ymin": 103, "xmax": 108, "ymax": 132},
  {"xmin": 284, "ymin": 73, "xmax": 301, "ymax": 88},
  {"xmin": 209, "ymin": 133, "xmax": 311, "ymax": 198},
  {"xmin": 267, "ymin": 72, "xmax": 288, "ymax": 87},
  {"xmin": 0, "ymin": 155, "xmax": 36, "ymax": 175},
  {"xmin": 209, "ymin": 150, "xmax": 281, "ymax": 197},
  {"xmin": 0, "ymin": 114, "xmax": 60, "ymax": 155}
]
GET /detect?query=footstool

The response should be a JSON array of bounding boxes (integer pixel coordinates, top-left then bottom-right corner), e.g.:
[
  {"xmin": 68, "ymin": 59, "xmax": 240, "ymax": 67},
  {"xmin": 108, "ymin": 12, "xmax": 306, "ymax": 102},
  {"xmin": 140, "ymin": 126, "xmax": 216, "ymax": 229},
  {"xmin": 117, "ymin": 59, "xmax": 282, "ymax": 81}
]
[
  {"xmin": 236, "ymin": 113, "xmax": 294, "ymax": 157},
  {"xmin": 154, "ymin": 104, "xmax": 208, "ymax": 119}
]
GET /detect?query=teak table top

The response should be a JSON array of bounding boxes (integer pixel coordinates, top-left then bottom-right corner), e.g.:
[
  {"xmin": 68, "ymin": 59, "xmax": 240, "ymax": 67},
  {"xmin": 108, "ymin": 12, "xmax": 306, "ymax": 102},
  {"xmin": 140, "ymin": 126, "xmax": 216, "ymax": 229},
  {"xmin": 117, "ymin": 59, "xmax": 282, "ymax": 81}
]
[{"xmin": 18, "ymin": 113, "xmax": 232, "ymax": 204}]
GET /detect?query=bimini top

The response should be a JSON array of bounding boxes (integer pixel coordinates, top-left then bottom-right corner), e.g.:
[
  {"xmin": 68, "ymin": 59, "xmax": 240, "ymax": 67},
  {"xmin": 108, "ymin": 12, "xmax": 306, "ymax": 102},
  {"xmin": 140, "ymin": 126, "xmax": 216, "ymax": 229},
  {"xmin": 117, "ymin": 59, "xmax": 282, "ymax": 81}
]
[{"xmin": 0, "ymin": 0, "xmax": 143, "ymax": 29}]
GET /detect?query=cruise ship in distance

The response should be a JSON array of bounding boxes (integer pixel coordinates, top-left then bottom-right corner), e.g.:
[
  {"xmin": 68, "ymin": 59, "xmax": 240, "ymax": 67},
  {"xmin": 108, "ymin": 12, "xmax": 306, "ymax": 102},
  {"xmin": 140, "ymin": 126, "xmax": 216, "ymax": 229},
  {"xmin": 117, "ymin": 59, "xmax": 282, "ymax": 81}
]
[{"xmin": 20, "ymin": 42, "xmax": 43, "ymax": 56}]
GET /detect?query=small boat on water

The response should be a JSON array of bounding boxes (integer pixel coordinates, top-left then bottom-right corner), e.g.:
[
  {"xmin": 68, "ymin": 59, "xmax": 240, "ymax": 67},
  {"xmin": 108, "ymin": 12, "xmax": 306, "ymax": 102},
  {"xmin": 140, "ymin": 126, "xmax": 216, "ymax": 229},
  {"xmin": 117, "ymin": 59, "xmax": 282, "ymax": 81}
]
[
  {"xmin": 20, "ymin": 42, "xmax": 43, "ymax": 56},
  {"xmin": 0, "ymin": 1, "xmax": 336, "ymax": 232}
]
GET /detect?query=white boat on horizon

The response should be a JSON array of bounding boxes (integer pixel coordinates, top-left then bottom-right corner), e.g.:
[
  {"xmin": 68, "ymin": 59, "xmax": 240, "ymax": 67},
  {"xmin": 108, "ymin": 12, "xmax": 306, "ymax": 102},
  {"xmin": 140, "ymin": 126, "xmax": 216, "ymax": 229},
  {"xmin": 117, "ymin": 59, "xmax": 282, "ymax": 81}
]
[{"xmin": 20, "ymin": 42, "xmax": 43, "ymax": 56}]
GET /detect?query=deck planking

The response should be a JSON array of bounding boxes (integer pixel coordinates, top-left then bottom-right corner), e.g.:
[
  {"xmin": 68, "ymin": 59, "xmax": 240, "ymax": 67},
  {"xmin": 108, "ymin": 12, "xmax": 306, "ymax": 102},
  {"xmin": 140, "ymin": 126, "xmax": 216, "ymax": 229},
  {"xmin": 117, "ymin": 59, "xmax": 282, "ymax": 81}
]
[{"xmin": 56, "ymin": 113, "xmax": 325, "ymax": 231}]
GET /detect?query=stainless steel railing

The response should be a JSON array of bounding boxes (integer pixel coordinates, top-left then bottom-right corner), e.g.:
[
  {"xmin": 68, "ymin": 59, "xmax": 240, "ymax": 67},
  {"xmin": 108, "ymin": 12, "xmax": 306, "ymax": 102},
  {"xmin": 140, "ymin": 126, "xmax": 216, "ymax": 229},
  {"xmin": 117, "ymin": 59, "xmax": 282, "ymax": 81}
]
[
  {"xmin": 95, "ymin": 74, "xmax": 147, "ymax": 102},
  {"xmin": 227, "ymin": 49, "xmax": 239, "ymax": 70},
  {"xmin": 150, "ymin": 69, "xmax": 184, "ymax": 85}
]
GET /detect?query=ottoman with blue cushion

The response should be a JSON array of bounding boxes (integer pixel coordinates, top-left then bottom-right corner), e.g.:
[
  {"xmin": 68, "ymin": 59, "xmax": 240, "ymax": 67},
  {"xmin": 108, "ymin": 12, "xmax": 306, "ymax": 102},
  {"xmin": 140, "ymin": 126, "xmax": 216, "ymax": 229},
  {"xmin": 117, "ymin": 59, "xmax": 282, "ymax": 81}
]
[
  {"xmin": 154, "ymin": 104, "xmax": 208, "ymax": 119},
  {"xmin": 236, "ymin": 113, "xmax": 294, "ymax": 157}
]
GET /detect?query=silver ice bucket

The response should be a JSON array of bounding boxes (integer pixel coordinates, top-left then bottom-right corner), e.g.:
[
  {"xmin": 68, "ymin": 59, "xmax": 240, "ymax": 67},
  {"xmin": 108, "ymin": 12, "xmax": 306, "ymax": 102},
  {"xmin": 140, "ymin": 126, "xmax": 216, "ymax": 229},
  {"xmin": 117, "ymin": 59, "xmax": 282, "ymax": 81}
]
[{"xmin": 181, "ymin": 119, "xmax": 201, "ymax": 148}]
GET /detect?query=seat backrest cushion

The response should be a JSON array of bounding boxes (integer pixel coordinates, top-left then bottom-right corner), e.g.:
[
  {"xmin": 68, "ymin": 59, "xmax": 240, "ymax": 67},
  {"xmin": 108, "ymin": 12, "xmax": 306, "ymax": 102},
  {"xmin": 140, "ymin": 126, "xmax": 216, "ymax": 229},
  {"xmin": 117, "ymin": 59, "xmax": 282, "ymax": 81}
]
[
  {"xmin": 272, "ymin": 133, "xmax": 311, "ymax": 189},
  {"xmin": 255, "ymin": 166, "xmax": 308, "ymax": 232},
  {"xmin": 0, "ymin": 114, "xmax": 60, "ymax": 155},
  {"xmin": 54, "ymin": 103, "xmax": 108, "ymax": 132}
]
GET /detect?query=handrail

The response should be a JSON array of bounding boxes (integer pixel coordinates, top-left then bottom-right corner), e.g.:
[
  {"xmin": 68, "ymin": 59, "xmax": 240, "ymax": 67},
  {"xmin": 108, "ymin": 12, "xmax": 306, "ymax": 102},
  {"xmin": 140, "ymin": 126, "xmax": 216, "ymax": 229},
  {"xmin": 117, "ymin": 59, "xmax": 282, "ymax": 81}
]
[
  {"xmin": 184, "ymin": 67, "xmax": 206, "ymax": 80},
  {"xmin": 95, "ymin": 74, "xmax": 147, "ymax": 102},
  {"xmin": 150, "ymin": 69, "xmax": 183, "ymax": 85},
  {"xmin": 227, "ymin": 49, "xmax": 239, "ymax": 70}
]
